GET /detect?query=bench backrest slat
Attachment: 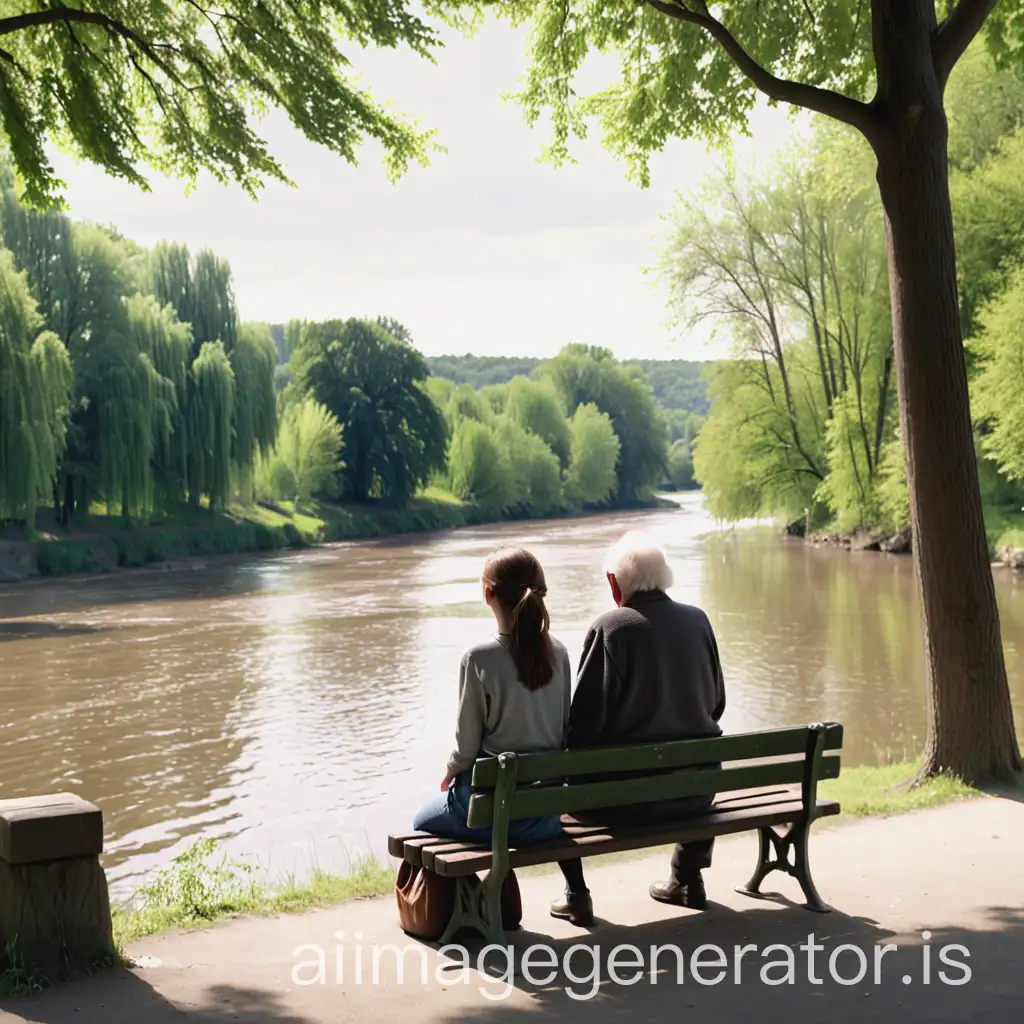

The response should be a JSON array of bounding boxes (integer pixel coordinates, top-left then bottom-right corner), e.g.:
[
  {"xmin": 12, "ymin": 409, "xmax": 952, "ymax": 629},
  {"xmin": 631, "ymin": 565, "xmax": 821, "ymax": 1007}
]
[
  {"xmin": 467, "ymin": 755, "xmax": 840, "ymax": 827},
  {"xmin": 464, "ymin": 723, "xmax": 842, "ymax": 829},
  {"xmin": 469, "ymin": 723, "xmax": 843, "ymax": 789}
]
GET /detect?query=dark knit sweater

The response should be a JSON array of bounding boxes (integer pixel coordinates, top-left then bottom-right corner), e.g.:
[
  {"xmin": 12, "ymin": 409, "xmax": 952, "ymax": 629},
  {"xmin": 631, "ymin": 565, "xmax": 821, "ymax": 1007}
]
[{"xmin": 568, "ymin": 589, "xmax": 726, "ymax": 750}]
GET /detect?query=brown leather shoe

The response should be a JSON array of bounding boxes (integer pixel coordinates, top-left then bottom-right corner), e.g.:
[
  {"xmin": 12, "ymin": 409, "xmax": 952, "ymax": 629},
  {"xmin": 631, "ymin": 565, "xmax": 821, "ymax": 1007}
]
[
  {"xmin": 550, "ymin": 889, "xmax": 595, "ymax": 927},
  {"xmin": 649, "ymin": 874, "xmax": 707, "ymax": 909}
]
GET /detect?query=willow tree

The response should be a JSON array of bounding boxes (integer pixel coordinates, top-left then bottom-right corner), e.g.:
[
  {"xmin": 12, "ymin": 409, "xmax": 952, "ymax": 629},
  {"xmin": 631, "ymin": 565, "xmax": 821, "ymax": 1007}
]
[
  {"xmin": 125, "ymin": 294, "xmax": 192, "ymax": 510},
  {"xmin": 0, "ymin": 251, "xmax": 71, "ymax": 525},
  {"xmin": 150, "ymin": 244, "xmax": 270, "ymax": 507},
  {"xmin": 439, "ymin": 0, "xmax": 1023, "ymax": 784},
  {"xmin": 0, "ymin": 205, "xmax": 147, "ymax": 520},
  {"xmin": 67, "ymin": 308, "xmax": 180, "ymax": 520},
  {"xmin": 0, "ymin": 191, "xmax": 75, "ymax": 340},
  {"xmin": 192, "ymin": 250, "xmax": 239, "ymax": 353},
  {"xmin": 150, "ymin": 244, "xmax": 238, "ymax": 353},
  {"xmin": 0, "ymin": 198, "xmax": 135, "ymax": 348},
  {"xmin": 231, "ymin": 323, "xmax": 279, "ymax": 501},
  {"xmin": 150, "ymin": 243, "xmax": 195, "ymax": 339},
  {"xmin": 189, "ymin": 342, "xmax": 236, "ymax": 511}
]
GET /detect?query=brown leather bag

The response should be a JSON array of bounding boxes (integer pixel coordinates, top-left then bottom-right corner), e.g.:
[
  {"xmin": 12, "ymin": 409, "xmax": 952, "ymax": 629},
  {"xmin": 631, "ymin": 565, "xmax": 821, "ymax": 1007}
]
[
  {"xmin": 395, "ymin": 862, "xmax": 523, "ymax": 939},
  {"xmin": 395, "ymin": 861, "xmax": 455, "ymax": 940}
]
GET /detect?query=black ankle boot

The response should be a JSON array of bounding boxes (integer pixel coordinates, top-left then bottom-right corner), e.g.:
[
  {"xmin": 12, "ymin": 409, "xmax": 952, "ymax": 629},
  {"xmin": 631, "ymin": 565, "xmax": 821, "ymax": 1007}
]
[
  {"xmin": 649, "ymin": 873, "xmax": 707, "ymax": 909},
  {"xmin": 550, "ymin": 888, "xmax": 595, "ymax": 926}
]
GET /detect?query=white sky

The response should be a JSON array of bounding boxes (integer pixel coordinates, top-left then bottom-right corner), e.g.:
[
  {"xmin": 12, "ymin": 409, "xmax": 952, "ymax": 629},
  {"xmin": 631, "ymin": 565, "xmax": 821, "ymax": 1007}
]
[{"xmin": 51, "ymin": 20, "xmax": 801, "ymax": 362}]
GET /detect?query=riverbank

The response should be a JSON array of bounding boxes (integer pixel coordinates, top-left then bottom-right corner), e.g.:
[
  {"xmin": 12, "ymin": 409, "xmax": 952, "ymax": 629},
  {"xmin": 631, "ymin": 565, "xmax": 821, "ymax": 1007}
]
[
  {"xmin": 5, "ymin": 795, "xmax": 1021, "ymax": 1020},
  {"xmin": 787, "ymin": 500, "xmax": 1024, "ymax": 567},
  {"xmin": 803, "ymin": 527, "xmax": 912, "ymax": 555},
  {"xmin": 0, "ymin": 490, "xmax": 676, "ymax": 584},
  {"xmin": 105, "ymin": 761, "xmax": 982, "ymax": 952}
]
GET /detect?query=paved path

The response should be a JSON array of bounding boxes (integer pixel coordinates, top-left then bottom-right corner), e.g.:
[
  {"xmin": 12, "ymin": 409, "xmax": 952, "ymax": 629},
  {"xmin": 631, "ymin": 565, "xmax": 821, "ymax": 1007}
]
[{"xmin": 3, "ymin": 796, "xmax": 1023, "ymax": 1023}]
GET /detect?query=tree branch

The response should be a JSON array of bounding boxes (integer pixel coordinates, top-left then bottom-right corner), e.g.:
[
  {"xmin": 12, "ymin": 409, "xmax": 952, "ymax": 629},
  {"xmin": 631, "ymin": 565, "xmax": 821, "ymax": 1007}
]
[
  {"xmin": 0, "ymin": 8, "xmax": 131, "ymax": 37},
  {"xmin": 643, "ymin": 0, "xmax": 878, "ymax": 135},
  {"xmin": 934, "ymin": 0, "xmax": 999, "ymax": 87},
  {"xmin": 0, "ymin": 7, "xmax": 196, "ymax": 87}
]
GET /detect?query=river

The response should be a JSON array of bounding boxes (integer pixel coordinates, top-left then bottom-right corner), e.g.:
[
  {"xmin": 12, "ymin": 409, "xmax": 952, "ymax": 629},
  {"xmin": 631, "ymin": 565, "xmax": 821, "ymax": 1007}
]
[{"xmin": 1, "ymin": 494, "xmax": 1022, "ymax": 898}]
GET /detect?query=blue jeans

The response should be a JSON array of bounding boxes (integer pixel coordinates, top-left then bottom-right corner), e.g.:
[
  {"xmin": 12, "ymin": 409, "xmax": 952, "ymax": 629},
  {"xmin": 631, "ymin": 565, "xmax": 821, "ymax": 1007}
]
[{"xmin": 413, "ymin": 771, "xmax": 564, "ymax": 844}]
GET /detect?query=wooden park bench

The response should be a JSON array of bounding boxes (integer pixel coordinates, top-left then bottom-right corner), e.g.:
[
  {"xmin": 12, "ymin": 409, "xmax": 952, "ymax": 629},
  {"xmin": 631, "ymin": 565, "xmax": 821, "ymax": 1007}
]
[{"xmin": 389, "ymin": 722, "xmax": 843, "ymax": 945}]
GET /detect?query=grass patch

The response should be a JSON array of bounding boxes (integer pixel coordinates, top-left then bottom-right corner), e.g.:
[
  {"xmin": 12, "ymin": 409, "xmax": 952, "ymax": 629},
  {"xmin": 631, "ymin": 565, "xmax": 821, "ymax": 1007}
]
[
  {"xmin": 818, "ymin": 761, "xmax": 979, "ymax": 817},
  {"xmin": 111, "ymin": 838, "xmax": 393, "ymax": 948},
  {"xmin": 417, "ymin": 484, "xmax": 466, "ymax": 506},
  {"xmin": 232, "ymin": 501, "xmax": 327, "ymax": 542},
  {"xmin": 0, "ymin": 937, "xmax": 49, "ymax": 998}
]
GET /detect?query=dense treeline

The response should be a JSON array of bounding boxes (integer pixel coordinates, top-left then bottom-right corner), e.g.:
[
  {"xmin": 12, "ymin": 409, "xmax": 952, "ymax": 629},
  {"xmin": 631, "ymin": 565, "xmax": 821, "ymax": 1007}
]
[
  {"xmin": 276, "ymin": 348, "xmax": 705, "ymax": 496},
  {"xmin": 426, "ymin": 355, "xmax": 708, "ymax": 416},
  {"xmin": 673, "ymin": 46, "xmax": 1024, "ymax": 543},
  {"xmin": 423, "ymin": 354, "xmax": 707, "ymax": 491},
  {"xmin": 270, "ymin": 332, "xmax": 670, "ymax": 517},
  {"xmin": 0, "ymin": 177, "xmax": 278, "ymax": 529},
  {"xmin": 1, "ymin": 172, "xmax": 676, "ymax": 533}
]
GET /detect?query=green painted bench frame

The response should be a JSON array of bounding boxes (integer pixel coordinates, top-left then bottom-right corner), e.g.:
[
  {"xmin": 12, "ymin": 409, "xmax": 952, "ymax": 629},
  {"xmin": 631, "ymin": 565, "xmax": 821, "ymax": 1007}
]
[{"xmin": 390, "ymin": 722, "xmax": 842, "ymax": 946}]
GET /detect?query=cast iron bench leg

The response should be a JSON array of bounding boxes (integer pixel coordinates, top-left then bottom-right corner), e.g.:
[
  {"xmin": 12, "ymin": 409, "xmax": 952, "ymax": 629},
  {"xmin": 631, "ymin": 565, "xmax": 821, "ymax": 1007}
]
[
  {"xmin": 439, "ymin": 872, "xmax": 508, "ymax": 947},
  {"xmin": 736, "ymin": 822, "xmax": 830, "ymax": 913}
]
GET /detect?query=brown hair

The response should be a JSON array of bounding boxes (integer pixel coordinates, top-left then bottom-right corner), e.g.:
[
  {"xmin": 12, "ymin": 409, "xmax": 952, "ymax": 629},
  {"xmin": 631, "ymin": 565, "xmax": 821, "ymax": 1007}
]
[{"xmin": 482, "ymin": 548, "xmax": 555, "ymax": 692}]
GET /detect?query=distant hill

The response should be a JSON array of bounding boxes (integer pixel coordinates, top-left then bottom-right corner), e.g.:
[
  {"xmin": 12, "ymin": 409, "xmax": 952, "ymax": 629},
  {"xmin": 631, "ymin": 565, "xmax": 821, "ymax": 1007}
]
[
  {"xmin": 425, "ymin": 354, "xmax": 709, "ymax": 416},
  {"xmin": 425, "ymin": 355, "xmax": 543, "ymax": 389},
  {"xmin": 624, "ymin": 360, "xmax": 708, "ymax": 416}
]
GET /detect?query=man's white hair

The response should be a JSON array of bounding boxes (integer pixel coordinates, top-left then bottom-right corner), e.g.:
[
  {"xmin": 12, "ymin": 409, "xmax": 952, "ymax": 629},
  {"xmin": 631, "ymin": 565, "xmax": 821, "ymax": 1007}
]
[{"xmin": 604, "ymin": 531, "xmax": 673, "ymax": 599}]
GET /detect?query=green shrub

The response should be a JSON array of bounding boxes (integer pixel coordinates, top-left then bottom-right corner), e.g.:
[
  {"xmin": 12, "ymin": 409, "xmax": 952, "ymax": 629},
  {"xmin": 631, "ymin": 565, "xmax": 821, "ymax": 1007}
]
[
  {"xmin": 36, "ymin": 540, "xmax": 99, "ymax": 576},
  {"xmin": 281, "ymin": 522, "xmax": 306, "ymax": 548}
]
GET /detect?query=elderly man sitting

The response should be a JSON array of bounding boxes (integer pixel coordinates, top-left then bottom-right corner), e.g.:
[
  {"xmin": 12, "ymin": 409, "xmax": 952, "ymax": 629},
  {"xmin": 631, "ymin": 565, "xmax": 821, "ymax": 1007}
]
[{"xmin": 551, "ymin": 531, "xmax": 727, "ymax": 926}]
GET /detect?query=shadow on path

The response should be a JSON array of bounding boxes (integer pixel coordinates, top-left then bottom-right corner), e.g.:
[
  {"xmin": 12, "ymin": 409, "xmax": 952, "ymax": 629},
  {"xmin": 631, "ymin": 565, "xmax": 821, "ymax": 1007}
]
[
  {"xmin": 0, "ymin": 978, "xmax": 316, "ymax": 1024},
  {"xmin": 440, "ymin": 895, "xmax": 1024, "ymax": 1023},
  {"xmin": 2, "ymin": 899, "xmax": 1021, "ymax": 1023}
]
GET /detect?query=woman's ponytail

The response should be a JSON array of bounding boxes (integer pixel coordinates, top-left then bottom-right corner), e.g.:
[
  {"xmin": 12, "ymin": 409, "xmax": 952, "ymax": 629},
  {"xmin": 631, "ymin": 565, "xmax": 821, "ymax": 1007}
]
[{"xmin": 483, "ymin": 550, "xmax": 555, "ymax": 692}]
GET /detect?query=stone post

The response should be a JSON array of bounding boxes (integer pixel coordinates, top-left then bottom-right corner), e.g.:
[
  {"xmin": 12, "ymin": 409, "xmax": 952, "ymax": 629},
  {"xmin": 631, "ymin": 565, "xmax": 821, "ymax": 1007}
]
[{"xmin": 0, "ymin": 793, "xmax": 113, "ymax": 980}]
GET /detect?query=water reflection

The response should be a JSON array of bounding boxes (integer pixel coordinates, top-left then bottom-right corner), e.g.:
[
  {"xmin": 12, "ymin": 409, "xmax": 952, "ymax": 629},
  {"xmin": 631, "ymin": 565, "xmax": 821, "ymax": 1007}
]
[{"xmin": 0, "ymin": 495, "xmax": 1021, "ymax": 895}]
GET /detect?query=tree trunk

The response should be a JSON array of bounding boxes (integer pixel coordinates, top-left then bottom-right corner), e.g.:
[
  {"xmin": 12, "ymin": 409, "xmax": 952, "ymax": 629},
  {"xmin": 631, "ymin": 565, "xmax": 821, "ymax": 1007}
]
[{"xmin": 872, "ymin": 6, "xmax": 1022, "ymax": 783}]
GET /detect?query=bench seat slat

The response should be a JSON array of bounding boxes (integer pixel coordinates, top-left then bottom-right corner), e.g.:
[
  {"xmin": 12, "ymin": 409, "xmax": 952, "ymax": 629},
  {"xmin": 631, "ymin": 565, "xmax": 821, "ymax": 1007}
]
[
  {"xmin": 386, "ymin": 787, "xmax": 820, "ymax": 862},
  {"xmin": 470, "ymin": 723, "xmax": 843, "ymax": 788},
  {"xmin": 424, "ymin": 797, "xmax": 839, "ymax": 876},
  {"xmin": 467, "ymin": 755, "xmax": 840, "ymax": 827},
  {"xmin": 387, "ymin": 823, "xmax": 614, "ymax": 863}
]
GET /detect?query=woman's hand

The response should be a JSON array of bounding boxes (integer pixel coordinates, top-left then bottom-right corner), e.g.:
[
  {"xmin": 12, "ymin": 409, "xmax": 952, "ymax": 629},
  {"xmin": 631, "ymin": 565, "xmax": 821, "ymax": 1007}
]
[{"xmin": 440, "ymin": 769, "xmax": 457, "ymax": 792}]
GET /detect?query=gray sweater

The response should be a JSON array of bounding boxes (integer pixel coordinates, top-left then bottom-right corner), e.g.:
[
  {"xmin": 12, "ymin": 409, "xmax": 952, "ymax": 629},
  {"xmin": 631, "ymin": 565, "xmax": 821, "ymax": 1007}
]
[{"xmin": 447, "ymin": 635, "xmax": 572, "ymax": 775}]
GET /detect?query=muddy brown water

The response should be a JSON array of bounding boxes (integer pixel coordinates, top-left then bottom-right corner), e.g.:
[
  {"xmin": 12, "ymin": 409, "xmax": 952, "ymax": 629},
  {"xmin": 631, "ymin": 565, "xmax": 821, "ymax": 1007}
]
[{"xmin": 1, "ymin": 494, "xmax": 1021, "ymax": 896}]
